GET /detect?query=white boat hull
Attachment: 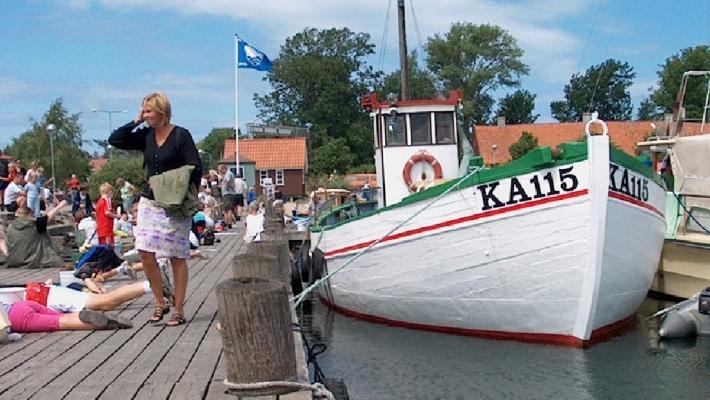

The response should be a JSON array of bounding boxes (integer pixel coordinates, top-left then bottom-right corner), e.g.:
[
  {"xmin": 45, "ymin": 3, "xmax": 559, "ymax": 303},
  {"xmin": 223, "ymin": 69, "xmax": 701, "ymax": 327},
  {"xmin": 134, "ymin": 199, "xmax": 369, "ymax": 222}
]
[{"xmin": 313, "ymin": 137, "xmax": 666, "ymax": 345}]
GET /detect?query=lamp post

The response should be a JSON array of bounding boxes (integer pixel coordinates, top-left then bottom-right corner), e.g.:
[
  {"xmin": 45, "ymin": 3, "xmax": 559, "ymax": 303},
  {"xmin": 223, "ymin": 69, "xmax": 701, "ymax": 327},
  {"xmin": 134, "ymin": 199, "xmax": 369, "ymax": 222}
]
[
  {"xmin": 46, "ymin": 124, "xmax": 57, "ymax": 195},
  {"xmin": 92, "ymin": 108, "xmax": 127, "ymax": 140}
]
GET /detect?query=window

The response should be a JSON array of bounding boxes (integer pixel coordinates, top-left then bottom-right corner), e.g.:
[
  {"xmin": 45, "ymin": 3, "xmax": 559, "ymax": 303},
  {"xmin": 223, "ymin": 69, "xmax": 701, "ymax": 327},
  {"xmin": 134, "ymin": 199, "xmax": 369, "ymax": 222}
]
[
  {"xmin": 276, "ymin": 170, "xmax": 284, "ymax": 186},
  {"xmin": 259, "ymin": 170, "xmax": 269, "ymax": 185},
  {"xmin": 410, "ymin": 113, "xmax": 431, "ymax": 145},
  {"xmin": 229, "ymin": 166, "xmax": 245, "ymax": 178},
  {"xmin": 435, "ymin": 112, "xmax": 455, "ymax": 144},
  {"xmin": 384, "ymin": 114, "xmax": 406, "ymax": 146}
]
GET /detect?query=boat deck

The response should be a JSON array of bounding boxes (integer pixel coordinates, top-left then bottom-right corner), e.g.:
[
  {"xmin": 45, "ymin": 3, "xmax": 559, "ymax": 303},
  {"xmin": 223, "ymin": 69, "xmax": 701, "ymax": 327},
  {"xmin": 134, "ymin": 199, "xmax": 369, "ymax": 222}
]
[{"xmin": 0, "ymin": 229, "xmax": 301, "ymax": 400}]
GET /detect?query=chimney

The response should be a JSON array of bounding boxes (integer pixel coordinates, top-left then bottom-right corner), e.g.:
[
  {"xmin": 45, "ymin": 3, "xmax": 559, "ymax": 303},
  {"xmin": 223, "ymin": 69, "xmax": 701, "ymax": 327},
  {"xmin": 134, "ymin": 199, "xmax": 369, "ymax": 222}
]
[
  {"xmin": 582, "ymin": 112, "xmax": 592, "ymax": 124},
  {"xmin": 497, "ymin": 116, "xmax": 506, "ymax": 128}
]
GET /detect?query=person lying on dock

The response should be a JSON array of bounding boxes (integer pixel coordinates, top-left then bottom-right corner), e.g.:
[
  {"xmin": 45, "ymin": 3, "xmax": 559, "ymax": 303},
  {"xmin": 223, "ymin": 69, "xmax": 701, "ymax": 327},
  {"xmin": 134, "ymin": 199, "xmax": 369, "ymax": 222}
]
[{"xmin": 0, "ymin": 276, "xmax": 175, "ymax": 333}]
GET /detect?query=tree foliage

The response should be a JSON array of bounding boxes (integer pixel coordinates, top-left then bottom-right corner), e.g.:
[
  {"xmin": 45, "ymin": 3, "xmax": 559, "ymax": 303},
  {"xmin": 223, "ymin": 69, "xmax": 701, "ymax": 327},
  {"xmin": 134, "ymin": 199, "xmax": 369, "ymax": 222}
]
[
  {"xmin": 509, "ymin": 131, "xmax": 538, "ymax": 160},
  {"xmin": 309, "ymin": 137, "xmax": 355, "ymax": 176},
  {"xmin": 5, "ymin": 98, "xmax": 91, "ymax": 188},
  {"xmin": 254, "ymin": 27, "xmax": 379, "ymax": 174},
  {"xmin": 496, "ymin": 89, "xmax": 539, "ymax": 124},
  {"xmin": 637, "ymin": 96, "xmax": 663, "ymax": 120},
  {"xmin": 426, "ymin": 23, "xmax": 529, "ymax": 126},
  {"xmin": 88, "ymin": 155, "xmax": 144, "ymax": 200},
  {"xmin": 375, "ymin": 51, "xmax": 438, "ymax": 100},
  {"xmin": 550, "ymin": 59, "xmax": 635, "ymax": 122},
  {"xmin": 198, "ymin": 127, "xmax": 236, "ymax": 170},
  {"xmin": 649, "ymin": 46, "xmax": 710, "ymax": 119}
]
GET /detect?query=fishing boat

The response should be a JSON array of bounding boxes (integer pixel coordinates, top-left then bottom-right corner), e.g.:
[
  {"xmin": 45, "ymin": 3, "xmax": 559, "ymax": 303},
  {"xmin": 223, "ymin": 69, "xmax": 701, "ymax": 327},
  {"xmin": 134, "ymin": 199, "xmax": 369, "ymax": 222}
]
[
  {"xmin": 309, "ymin": 2, "xmax": 666, "ymax": 346},
  {"xmin": 638, "ymin": 71, "xmax": 710, "ymax": 299}
]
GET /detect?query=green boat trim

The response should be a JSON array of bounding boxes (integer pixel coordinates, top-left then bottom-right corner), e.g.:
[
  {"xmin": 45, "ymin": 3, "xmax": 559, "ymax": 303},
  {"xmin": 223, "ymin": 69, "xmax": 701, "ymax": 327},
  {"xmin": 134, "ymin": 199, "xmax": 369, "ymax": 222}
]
[{"xmin": 312, "ymin": 142, "xmax": 659, "ymax": 233}]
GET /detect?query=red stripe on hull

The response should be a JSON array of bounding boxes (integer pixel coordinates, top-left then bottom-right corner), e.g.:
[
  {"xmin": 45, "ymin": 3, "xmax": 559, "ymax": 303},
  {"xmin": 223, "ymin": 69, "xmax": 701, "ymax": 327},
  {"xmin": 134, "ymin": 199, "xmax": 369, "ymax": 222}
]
[
  {"xmin": 325, "ymin": 189, "xmax": 589, "ymax": 258},
  {"xmin": 319, "ymin": 295, "xmax": 637, "ymax": 348},
  {"xmin": 608, "ymin": 191, "xmax": 664, "ymax": 218}
]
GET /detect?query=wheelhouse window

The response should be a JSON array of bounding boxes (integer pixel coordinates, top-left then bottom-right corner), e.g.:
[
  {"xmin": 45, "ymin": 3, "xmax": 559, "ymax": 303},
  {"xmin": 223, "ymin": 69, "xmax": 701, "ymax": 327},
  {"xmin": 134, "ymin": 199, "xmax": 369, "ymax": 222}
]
[
  {"xmin": 275, "ymin": 169, "xmax": 284, "ymax": 186},
  {"xmin": 384, "ymin": 114, "xmax": 406, "ymax": 146},
  {"xmin": 410, "ymin": 113, "xmax": 432, "ymax": 145},
  {"xmin": 435, "ymin": 112, "xmax": 455, "ymax": 144}
]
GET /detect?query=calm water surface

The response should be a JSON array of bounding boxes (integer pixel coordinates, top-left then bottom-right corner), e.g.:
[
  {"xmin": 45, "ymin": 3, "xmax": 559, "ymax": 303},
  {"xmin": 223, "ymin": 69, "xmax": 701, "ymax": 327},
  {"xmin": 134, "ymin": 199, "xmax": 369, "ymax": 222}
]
[{"xmin": 298, "ymin": 297, "xmax": 710, "ymax": 399}]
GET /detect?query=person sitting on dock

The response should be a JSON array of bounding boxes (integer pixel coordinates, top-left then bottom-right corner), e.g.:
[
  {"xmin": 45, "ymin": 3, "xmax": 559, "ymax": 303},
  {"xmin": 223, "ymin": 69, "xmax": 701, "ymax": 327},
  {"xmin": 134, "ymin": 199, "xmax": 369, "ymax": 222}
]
[
  {"xmin": 3, "ymin": 173, "xmax": 24, "ymax": 213},
  {"xmin": 5, "ymin": 196, "xmax": 68, "ymax": 269},
  {"xmin": 243, "ymin": 202, "xmax": 264, "ymax": 243}
]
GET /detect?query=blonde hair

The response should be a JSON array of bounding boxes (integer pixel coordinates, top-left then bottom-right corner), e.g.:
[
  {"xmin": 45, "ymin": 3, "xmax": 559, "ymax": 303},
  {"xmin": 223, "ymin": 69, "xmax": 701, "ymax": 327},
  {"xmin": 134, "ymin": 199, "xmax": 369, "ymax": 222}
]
[
  {"xmin": 142, "ymin": 92, "xmax": 172, "ymax": 122},
  {"xmin": 26, "ymin": 171, "xmax": 37, "ymax": 183},
  {"xmin": 100, "ymin": 182, "xmax": 114, "ymax": 195}
]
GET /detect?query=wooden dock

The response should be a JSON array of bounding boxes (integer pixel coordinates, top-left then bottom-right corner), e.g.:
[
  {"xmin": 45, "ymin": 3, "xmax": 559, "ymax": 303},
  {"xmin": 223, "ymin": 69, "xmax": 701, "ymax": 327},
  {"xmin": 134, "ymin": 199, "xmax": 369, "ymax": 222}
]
[{"xmin": 0, "ymin": 227, "xmax": 311, "ymax": 400}]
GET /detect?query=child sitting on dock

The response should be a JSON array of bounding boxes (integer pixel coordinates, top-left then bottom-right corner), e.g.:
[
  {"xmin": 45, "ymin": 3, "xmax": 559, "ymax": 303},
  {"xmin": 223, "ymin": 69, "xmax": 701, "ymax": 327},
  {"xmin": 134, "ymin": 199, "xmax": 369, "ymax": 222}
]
[{"xmin": 243, "ymin": 202, "xmax": 264, "ymax": 243}]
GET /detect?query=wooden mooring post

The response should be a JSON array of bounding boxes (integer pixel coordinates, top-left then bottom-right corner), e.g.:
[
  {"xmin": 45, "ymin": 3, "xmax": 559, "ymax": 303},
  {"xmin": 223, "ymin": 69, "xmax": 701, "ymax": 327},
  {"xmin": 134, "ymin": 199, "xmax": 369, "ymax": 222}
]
[
  {"xmin": 216, "ymin": 277, "xmax": 298, "ymax": 397},
  {"xmin": 232, "ymin": 253, "xmax": 281, "ymax": 281}
]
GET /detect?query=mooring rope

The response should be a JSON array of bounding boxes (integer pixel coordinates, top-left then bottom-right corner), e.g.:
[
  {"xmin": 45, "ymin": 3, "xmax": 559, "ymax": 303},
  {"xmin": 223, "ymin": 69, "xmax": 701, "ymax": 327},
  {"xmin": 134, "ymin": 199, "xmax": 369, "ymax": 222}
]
[
  {"xmin": 223, "ymin": 380, "xmax": 335, "ymax": 400},
  {"xmin": 290, "ymin": 165, "xmax": 483, "ymax": 307}
]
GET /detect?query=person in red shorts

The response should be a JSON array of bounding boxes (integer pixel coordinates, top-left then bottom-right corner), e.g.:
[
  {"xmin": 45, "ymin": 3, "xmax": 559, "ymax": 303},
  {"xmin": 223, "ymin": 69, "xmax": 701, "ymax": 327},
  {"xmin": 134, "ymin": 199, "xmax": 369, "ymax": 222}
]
[{"xmin": 95, "ymin": 182, "xmax": 119, "ymax": 247}]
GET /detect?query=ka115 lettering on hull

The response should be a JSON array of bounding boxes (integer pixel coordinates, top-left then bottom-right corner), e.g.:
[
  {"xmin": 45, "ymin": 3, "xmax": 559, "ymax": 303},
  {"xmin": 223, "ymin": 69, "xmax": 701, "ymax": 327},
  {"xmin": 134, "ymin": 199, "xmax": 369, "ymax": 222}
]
[
  {"xmin": 609, "ymin": 163, "xmax": 649, "ymax": 202},
  {"xmin": 476, "ymin": 166, "xmax": 582, "ymax": 211}
]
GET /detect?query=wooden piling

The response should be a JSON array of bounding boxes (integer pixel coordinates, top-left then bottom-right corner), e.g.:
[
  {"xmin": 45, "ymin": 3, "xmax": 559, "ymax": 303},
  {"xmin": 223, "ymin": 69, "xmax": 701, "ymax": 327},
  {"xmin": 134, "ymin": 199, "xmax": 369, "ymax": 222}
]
[
  {"xmin": 232, "ymin": 253, "xmax": 281, "ymax": 281},
  {"xmin": 216, "ymin": 277, "xmax": 298, "ymax": 396},
  {"xmin": 247, "ymin": 235, "xmax": 291, "ymax": 284}
]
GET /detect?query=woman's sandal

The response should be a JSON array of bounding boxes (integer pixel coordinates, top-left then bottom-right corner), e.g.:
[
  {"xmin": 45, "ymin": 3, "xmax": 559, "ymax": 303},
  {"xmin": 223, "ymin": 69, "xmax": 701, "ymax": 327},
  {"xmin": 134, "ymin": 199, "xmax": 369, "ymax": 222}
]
[
  {"xmin": 149, "ymin": 305, "xmax": 170, "ymax": 323},
  {"xmin": 166, "ymin": 313, "xmax": 186, "ymax": 327}
]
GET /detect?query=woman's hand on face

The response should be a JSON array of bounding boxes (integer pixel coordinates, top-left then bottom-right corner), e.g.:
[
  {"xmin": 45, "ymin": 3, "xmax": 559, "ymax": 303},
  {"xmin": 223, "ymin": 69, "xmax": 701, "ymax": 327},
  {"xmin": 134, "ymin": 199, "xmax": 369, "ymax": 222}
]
[{"xmin": 134, "ymin": 105, "xmax": 144, "ymax": 124}]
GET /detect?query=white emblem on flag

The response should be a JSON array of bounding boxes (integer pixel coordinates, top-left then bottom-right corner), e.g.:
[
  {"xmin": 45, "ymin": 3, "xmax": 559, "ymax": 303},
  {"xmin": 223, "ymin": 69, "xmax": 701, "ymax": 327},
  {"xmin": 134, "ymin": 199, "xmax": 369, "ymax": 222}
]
[{"xmin": 244, "ymin": 44, "xmax": 264, "ymax": 67}]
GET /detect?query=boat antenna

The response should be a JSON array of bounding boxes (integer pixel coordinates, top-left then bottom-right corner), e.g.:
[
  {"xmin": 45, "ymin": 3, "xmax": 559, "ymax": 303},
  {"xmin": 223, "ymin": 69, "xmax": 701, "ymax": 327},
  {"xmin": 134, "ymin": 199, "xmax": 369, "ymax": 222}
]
[{"xmin": 397, "ymin": 0, "xmax": 410, "ymax": 100}]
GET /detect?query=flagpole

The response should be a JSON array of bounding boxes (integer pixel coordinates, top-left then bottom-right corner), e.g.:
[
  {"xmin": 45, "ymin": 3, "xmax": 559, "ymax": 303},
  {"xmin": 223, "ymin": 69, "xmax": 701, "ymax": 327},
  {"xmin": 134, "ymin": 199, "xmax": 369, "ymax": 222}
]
[{"xmin": 234, "ymin": 34, "xmax": 240, "ymax": 173}]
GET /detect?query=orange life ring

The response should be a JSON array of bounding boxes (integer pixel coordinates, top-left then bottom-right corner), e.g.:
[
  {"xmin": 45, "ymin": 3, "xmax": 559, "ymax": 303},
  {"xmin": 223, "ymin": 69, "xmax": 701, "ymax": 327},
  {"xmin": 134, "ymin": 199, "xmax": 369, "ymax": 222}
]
[{"xmin": 402, "ymin": 151, "xmax": 443, "ymax": 192}]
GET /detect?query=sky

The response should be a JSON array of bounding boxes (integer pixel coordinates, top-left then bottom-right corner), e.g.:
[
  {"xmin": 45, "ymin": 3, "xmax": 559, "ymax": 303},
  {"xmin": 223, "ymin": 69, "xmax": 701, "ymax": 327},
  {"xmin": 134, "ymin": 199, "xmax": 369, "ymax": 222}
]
[{"xmin": 1, "ymin": 0, "xmax": 709, "ymax": 153}]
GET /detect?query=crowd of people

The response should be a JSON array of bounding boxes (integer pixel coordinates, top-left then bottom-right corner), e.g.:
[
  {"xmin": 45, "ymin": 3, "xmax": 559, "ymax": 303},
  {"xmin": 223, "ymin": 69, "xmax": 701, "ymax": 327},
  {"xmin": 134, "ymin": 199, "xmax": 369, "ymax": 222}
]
[{"xmin": 0, "ymin": 92, "xmax": 295, "ymax": 342}]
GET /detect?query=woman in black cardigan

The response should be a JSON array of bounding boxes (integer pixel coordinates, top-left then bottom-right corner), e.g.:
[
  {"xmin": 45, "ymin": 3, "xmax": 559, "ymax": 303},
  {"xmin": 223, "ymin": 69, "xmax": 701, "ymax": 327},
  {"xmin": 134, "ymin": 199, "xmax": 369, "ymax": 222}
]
[{"xmin": 109, "ymin": 92, "xmax": 201, "ymax": 327}]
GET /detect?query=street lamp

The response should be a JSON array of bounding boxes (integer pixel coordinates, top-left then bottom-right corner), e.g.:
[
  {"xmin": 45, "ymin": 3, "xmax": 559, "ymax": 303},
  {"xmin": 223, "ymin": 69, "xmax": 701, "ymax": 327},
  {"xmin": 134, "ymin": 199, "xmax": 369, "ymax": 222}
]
[
  {"xmin": 92, "ymin": 108, "xmax": 127, "ymax": 136},
  {"xmin": 46, "ymin": 124, "xmax": 57, "ymax": 195}
]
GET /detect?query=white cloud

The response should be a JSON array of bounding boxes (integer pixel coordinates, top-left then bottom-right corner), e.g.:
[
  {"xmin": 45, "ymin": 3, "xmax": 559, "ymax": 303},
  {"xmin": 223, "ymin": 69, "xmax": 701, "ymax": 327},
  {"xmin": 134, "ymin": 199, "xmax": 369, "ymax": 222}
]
[{"xmin": 0, "ymin": 76, "xmax": 43, "ymax": 99}]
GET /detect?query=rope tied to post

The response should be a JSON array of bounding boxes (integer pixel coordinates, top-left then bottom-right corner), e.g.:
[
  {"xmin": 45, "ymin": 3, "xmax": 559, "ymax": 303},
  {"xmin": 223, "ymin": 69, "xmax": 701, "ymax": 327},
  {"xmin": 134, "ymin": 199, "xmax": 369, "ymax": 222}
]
[{"xmin": 222, "ymin": 379, "xmax": 335, "ymax": 399}]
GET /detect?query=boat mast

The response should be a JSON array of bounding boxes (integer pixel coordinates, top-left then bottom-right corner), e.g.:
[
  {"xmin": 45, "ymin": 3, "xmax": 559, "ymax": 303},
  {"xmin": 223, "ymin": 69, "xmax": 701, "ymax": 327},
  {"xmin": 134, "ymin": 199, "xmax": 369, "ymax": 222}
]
[{"xmin": 397, "ymin": 0, "xmax": 409, "ymax": 101}]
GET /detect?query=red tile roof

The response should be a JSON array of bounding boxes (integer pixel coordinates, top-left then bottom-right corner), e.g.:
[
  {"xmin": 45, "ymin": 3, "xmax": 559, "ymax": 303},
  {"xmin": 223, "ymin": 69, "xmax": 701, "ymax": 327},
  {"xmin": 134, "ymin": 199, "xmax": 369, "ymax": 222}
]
[
  {"xmin": 474, "ymin": 121, "xmax": 705, "ymax": 164},
  {"xmin": 222, "ymin": 137, "xmax": 307, "ymax": 170},
  {"xmin": 90, "ymin": 157, "xmax": 108, "ymax": 172}
]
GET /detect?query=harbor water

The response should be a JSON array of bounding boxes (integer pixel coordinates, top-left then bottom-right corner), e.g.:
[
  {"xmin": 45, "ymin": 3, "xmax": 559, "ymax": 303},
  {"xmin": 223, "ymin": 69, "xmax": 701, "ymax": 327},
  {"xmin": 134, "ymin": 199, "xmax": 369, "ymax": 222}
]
[{"xmin": 298, "ymin": 297, "xmax": 710, "ymax": 399}]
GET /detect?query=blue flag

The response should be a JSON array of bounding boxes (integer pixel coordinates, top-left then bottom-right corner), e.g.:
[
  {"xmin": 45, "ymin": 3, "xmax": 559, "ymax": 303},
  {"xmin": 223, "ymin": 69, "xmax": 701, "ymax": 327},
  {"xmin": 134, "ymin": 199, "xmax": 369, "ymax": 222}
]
[{"xmin": 237, "ymin": 38, "xmax": 273, "ymax": 72}]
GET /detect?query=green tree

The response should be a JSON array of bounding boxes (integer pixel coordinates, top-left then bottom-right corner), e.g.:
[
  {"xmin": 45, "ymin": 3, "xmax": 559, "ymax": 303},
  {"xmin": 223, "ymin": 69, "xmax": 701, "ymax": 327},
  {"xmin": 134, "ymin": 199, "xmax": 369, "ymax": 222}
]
[
  {"xmin": 550, "ymin": 59, "xmax": 635, "ymax": 122},
  {"xmin": 426, "ymin": 23, "xmax": 529, "ymax": 126},
  {"xmin": 375, "ymin": 51, "xmax": 438, "ymax": 100},
  {"xmin": 198, "ymin": 127, "xmax": 237, "ymax": 170},
  {"xmin": 88, "ymin": 155, "xmax": 144, "ymax": 200},
  {"xmin": 509, "ymin": 131, "xmax": 538, "ymax": 160},
  {"xmin": 496, "ymin": 89, "xmax": 539, "ymax": 124},
  {"xmin": 649, "ymin": 46, "xmax": 710, "ymax": 119},
  {"xmin": 5, "ymin": 98, "xmax": 91, "ymax": 188},
  {"xmin": 310, "ymin": 137, "xmax": 355, "ymax": 176},
  {"xmin": 254, "ymin": 27, "xmax": 379, "ymax": 170},
  {"xmin": 637, "ymin": 96, "xmax": 663, "ymax": 120}
]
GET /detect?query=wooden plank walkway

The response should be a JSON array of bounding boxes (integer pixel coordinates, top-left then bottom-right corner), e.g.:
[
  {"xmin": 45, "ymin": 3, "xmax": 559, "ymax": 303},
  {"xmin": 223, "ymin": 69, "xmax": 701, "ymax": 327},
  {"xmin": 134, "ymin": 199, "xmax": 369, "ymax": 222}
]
[{"xmin": 0, "ymin": 228, "xmax": 311, "ymax": 400}]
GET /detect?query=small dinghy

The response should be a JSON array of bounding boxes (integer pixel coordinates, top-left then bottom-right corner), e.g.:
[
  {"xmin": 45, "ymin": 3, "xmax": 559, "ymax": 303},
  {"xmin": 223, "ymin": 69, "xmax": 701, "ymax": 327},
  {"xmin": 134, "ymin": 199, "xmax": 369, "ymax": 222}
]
[{"xmin": 656, "ymin": 288, "xmax": 710, "ymax": 339}]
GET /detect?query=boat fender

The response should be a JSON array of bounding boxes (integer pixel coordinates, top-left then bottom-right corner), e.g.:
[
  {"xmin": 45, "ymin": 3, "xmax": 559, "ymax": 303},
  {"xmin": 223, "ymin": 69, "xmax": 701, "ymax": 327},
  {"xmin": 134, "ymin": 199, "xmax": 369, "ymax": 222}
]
[
  {"xmin": 402, "ymin": 151, "xmax": 443, "ymax": 192},
  {"xmin": 699, "ymin": 287, "xmax": 710, "ymax": 315},
  {"xmin": 659, "ymin": 298, "xmax": 700, "ymax": 339}
]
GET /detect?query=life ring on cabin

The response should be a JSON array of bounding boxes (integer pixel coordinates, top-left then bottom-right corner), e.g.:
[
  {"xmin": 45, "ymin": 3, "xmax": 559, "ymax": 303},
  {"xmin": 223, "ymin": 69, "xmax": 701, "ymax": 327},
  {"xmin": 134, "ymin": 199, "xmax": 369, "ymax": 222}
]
[{"xmin": 402, "ymin": 151, "xmax": 443, "ymax": 192}]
